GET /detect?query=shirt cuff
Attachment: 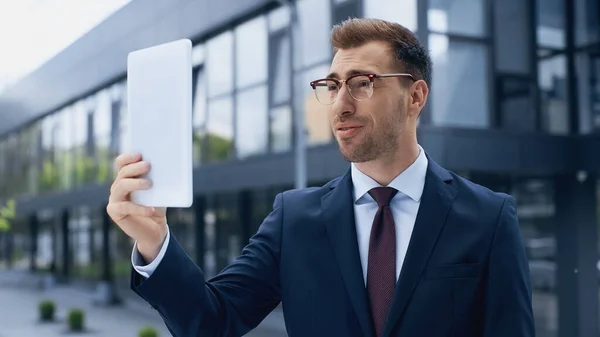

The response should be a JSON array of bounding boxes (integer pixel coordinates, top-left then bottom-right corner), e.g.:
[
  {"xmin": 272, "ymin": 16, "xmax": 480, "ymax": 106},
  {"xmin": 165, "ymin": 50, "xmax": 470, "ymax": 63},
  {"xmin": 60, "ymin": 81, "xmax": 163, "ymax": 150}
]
[{"xmin": 131, "ymin": 225, "xmax": 171, "ymax": 279}]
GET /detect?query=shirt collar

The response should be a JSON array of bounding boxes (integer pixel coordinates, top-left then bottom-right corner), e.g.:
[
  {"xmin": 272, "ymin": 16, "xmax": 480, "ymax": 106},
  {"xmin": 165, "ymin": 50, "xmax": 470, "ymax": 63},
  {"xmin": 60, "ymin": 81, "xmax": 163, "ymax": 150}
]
[{"xmin": 351, "ymin": 145, "xmax": 428, "ymax": 203}]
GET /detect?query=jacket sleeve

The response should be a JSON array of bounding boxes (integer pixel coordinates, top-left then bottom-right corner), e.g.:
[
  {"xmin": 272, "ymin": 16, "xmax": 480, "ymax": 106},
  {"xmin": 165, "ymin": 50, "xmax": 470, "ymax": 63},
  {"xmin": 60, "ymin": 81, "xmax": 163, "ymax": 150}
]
[
  {"xmin": 482, "ymin": 195, "xmax": 535, "ymax": 336},
  {"xmin": 131, "ymin": 193, "xmax": 284, "ymax": 337}
]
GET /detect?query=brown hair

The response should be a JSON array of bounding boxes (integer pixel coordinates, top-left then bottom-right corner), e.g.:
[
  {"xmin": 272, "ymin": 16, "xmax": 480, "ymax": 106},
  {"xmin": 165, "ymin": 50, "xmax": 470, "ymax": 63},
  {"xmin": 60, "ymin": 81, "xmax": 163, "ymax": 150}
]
[{"xmin": 330, "ymin": 18, "xmax": 432, "ymax": 86}]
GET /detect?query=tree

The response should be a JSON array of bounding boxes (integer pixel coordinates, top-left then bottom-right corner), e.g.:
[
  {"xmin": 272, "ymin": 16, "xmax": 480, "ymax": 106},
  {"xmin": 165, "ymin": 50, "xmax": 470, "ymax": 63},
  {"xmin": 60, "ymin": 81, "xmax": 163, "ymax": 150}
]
[{"xmin": 0, "ymin": 199, "xmax": 15, "ymax": 232}]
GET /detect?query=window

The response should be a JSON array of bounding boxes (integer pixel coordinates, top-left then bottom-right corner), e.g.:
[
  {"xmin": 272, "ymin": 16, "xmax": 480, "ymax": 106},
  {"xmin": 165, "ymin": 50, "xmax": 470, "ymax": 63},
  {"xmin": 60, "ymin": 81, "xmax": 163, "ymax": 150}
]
[
  {"xmin": 429, "ymin": 34, "xmax": 490, "ymax": 128},
  {"xmin": 193, "ymin": 68, "xmax": 207, "ymax": 163},
  {"xmin": 207, "ymin": 96, "xmax": 234, "ymax": 161},
  {"xmin": 270, "ymin": 105, "xmax": 292, "ymax": 152},
  {"xmin": 235, "ymin": 16, "xmax": 268, "ymax": 88},
  {"xmin": 207, "ymin": 32, "xmax": 234, "ymax": 97},
  {"xmin": 364, "ymin": 0, "xmax": 417, "ymax": 32},
  {"xmin": 576, "ymin": 53, "xmax": 600, "ymax": 134},
  {"xmin": 192, "ymin": 44, "xmax": 205, "ymax": 67},
  {"xmin": 94, "ymin": 89, "xmax": 112, "ymax": 182},
  {"xmin": 270, "ymin": 33, "xmax": 291, "ymax": 106},
  {"xmin": 537, "ymin": 0, "xmax": 565, "ymax": 49},
  {"xmin": 236, "ymin": 85, "xmax": 268, "ymax": 158},
  {"xmin": 494, "ymin": 0, "xmax": 532, "ymax": 74},
  {"xmin": 539, "ymin": 55, "xmax": 569, "ymax": 134},
  {"xmin": 296, "ymin": 64, "xmax": 332, "ymax": 145},
  {"xmin": 297, "ymin": 0, "xmax": 331, "ymax": 69},
  {"xmin": 268, "ymin": 4, "xmax": 290, "ymax": 32},
  {"xmin": 575, "ymin": 0, "xmax": 599, "ymax": 45},
  {"xmin": 56, "ymin": 107, "xmax": 74, "ymax": 189},
  {"xmin": 429, "ymin": 0, "xmax": 485, "ymax": 37}
]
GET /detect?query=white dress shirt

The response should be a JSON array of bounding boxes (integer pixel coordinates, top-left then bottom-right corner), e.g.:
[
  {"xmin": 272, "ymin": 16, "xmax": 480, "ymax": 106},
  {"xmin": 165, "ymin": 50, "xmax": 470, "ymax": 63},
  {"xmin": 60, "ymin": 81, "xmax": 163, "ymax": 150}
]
[
  {"xmin": 132, "ymin": 146, "xmax": 428, "ymax": 282},
  {"xmin": 351, "ymin": 146, "xmax": 427, "ymax": 284}
]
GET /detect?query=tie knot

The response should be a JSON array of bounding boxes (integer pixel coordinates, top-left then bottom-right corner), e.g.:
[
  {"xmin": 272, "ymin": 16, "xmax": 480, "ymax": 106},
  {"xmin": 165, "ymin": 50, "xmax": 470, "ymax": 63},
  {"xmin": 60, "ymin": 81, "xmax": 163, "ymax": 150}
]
[{"xmin": 368, "ymin": 187, "xmax": 398, "ymax": 207}]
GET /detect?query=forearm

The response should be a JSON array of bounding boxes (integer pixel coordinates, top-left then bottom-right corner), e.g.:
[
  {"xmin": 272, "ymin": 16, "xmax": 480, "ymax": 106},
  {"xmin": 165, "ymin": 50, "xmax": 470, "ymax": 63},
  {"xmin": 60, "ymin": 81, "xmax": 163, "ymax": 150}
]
[{"xmin": 132, "ymin": 194, "xmax": 284, "ymax": 337}]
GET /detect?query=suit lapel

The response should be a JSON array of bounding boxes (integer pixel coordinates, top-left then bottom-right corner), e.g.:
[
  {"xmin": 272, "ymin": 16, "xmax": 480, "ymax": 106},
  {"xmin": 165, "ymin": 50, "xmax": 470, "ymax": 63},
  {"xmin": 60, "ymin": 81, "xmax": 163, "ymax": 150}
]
[
  {"xmin": 322, "ymin": 170, "xmax": 375, "ymax": 337},
  {"xmin": 382, "ymin": 157, "xmax": 457, "ymax": 337}
]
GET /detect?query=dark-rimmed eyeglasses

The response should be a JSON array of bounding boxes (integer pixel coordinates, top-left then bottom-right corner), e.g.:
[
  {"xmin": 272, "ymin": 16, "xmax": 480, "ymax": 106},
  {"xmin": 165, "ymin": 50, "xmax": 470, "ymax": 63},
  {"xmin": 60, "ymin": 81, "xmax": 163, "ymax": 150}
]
[{"xmin": 309, "ymin": 73, "xmax": 415, "ymax": 105}]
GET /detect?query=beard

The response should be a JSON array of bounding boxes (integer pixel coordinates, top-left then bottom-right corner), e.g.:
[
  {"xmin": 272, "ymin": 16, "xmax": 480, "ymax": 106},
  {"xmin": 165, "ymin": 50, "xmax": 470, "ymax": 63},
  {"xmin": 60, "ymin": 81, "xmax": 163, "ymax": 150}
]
[{"xmin": 336, "ymin": 107, "xmax": 406, "ymax": 163}]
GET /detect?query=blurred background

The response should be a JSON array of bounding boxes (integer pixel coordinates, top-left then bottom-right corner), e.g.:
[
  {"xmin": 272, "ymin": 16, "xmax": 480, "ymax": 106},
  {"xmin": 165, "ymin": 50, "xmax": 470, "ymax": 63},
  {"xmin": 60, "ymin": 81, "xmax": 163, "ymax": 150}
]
[{"xmin": 0, "ymin": 0, "xmax": 599, "ymax": 336}]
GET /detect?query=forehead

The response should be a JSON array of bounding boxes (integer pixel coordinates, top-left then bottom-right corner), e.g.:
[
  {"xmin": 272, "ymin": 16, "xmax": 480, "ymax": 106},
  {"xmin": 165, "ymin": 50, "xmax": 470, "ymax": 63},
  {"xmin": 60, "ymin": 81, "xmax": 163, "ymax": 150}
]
[{"xmin": 329, "ymin": 40, "xmax": 394, "ymax": 78}]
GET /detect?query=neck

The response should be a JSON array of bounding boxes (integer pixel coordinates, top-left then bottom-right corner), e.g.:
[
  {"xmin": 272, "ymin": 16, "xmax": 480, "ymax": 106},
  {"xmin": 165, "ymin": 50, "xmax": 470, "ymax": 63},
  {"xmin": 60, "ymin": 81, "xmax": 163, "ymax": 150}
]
[{"xmin": 354, "ymin": 138, "xmax": 420, "ymax": 186}]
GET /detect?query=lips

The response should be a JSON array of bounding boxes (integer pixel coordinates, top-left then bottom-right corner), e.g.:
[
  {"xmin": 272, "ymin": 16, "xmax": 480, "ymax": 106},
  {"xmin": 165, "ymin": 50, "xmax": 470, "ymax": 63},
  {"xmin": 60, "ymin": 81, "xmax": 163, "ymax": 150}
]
[{"xmin": 336, "ymin": 126, "xmax": 362, "ymax": 138}]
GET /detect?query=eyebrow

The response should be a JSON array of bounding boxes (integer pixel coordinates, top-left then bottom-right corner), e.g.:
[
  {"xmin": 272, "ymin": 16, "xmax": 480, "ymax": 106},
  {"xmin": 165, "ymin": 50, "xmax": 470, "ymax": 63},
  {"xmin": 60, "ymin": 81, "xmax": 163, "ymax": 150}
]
[{"xmin": 326, "ymin": 69, "xmax": 376, "ymax": 79}]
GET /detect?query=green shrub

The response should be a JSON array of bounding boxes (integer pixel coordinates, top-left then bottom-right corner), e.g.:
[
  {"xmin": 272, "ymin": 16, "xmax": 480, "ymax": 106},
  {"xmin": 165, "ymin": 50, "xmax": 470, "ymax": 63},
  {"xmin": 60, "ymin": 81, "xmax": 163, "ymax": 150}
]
[
  {"xmin": 67, "ymin": 309, "xmax": 85, "ymax": 331},
  {"xmin": 138, "ymin": 326, "xmax": 159, "ymax": 337},
  {"xmin": 39, "ymin": 300, "xmax": 55, "ymax": 321}
]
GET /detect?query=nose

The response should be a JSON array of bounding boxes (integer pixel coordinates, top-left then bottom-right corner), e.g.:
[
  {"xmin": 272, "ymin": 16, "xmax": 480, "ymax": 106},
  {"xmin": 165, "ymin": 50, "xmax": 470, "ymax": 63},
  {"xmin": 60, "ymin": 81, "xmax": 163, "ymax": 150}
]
[{"xmin": 332, "ymin": 83, "xmax": 356, "ymax": 118}]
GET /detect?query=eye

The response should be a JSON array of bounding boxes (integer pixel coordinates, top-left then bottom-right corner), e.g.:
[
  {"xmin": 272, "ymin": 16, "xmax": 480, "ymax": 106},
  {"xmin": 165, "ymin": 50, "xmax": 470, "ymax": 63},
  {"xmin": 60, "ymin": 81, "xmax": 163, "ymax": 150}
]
[{"xmin": 356, "ymin": 80, "xmax": 370, "ymax": 88}]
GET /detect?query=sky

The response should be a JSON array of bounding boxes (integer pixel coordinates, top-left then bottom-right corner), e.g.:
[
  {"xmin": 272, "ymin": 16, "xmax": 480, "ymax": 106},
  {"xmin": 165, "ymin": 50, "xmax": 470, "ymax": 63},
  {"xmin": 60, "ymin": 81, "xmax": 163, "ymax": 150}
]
[{"xmin": 0, "ymin": 0, "xmax": 131, "ymax": 93}]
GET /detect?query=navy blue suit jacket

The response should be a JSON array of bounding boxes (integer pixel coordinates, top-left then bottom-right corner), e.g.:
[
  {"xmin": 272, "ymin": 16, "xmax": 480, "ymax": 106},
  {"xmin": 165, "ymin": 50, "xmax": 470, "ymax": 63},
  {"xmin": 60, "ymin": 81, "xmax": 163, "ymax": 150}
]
[{"xmin": 131, "ymin": 157, "xmax": 535, "ymax": 337}]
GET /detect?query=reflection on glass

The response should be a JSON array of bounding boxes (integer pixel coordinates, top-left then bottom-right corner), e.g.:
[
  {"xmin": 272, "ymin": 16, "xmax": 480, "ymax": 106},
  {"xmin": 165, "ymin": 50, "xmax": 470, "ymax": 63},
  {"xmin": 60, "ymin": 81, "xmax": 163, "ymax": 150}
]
[
  {"xmin": 539, "ymin": 55, "xmax": 569, "ymax": 134},
  {"xmin": 297, "ymin": 0, "xmax": 331, "ymax": 69},
  {"xmin": 429, "ymin": 34, "xmax": 489, "ymax": 128},
  {"xmin": 537, "ymin": 0, "xmax": 565, "ymax": 49},
  {"xmin": 94, "ymin": 89, "xmax": 112, "ymax": 182},
  {"xmin": 236, "ymin": 86, "xmax": 268, "ymax": 158},
  {"xmin": 575, "ymin": 0, "xmax": 599, "ymax": 45},
  {"xmin": 192, "ymin": 44, "xmax": 205, "ymax": 67},
  {"xmin": 364, "ymin": 0, "xmax": 417, "ymax": 32},
  {"xmin": 207, "ymin": 31, "xmax": 234, "ymax": 97},
  {"xmin": 270, "ymin": 105, "xmax": 292, "ymax": 152},
  {"xmin": 512, "ymin": 178, "xmax": 557, "ymax": 337},
  {"xmin": 576, "ymin": 53, "xmax": 600, "ymax": 134},
  {"xmin": 271, "ymin": 34, "xmax": 291, "ymax": 105},
  {"xmin": 213, "ymin": 193, "xmax": 240, "ymax": 273},
  {"xmin": 0, "ymin": 141, "xmax": 5, "ymax": 199},
  {"xmin": 207, "ymin": 96, "xmax": 234, "ymax": 161},
  {"xmin": 236, "ymin": 16, "xmax": 268, "ymax": 88},
  {"xmin": 193, "ymin": 69, "xmax": 207, "ymax": 164},
  {"xmin": 297, "ymin": 64, "xmax": 332, "ymax": 145},
  {"xmin": 168, "ymin": 208, "xmax": 196, "ymax": 261},
  {"xmin": 57, "ymin": 108, "xmax": 73, "ymax": 190},
  {"xmin": 428, "ymin": 0, "xmax": 485, "ymax": 36},
  {"xmin": 268, "ymin": 5, "xmax": 290, "ymax": 32}
]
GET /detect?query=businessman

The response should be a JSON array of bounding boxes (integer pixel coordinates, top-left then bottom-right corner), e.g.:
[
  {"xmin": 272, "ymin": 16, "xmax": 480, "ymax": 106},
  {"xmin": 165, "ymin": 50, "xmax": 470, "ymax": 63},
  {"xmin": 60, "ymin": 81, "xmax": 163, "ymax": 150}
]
[{"xmin": 107, "ymin": 18, "xmax": 535, "ymax": 337}]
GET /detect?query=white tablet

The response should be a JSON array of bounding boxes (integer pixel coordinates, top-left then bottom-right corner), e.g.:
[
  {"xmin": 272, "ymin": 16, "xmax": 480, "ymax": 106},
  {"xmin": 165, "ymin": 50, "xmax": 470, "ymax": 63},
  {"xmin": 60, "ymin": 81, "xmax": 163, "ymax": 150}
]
[{"xmin": 126, "ymin": 39, "xmax": 193, "ymax": 208}]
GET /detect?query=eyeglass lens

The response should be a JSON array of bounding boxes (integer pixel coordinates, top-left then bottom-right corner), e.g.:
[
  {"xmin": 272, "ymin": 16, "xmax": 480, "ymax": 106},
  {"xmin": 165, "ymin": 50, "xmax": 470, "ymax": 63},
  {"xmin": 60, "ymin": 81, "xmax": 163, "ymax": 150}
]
[{"xmin": 313, "ymin": 75, "xmax": 373, "ymax": 104}]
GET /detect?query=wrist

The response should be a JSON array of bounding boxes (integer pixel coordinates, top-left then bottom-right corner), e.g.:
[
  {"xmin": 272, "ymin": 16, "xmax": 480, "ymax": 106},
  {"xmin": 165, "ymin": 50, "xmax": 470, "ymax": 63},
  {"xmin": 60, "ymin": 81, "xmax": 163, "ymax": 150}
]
[{"xmin": 137, "ymin": 233, "xmax": 167, "ymax": 263}]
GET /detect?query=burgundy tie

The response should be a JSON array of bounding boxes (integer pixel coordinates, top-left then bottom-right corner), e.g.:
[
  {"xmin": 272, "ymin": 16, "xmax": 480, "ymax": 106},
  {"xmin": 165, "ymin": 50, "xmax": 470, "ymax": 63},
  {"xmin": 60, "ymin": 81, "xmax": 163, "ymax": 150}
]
[{"xmin": 367, "ymin": 187, "xmax": 398, "ymax": 337}]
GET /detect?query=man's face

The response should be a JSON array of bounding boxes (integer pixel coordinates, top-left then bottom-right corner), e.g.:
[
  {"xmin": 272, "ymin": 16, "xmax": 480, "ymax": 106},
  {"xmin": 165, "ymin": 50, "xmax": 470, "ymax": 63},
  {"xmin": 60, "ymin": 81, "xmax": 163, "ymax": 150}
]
[{"xmin": 327, "ymin": 41, "xmax": 409, "ymax": 163}]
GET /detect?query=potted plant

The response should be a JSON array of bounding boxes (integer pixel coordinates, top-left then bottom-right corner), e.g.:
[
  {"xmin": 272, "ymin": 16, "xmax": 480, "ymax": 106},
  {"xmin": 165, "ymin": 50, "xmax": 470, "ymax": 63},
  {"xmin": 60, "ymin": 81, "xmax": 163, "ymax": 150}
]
[
  {"xmin": 67, "ymin": 308, "xmax": 85, "ymax": 331},
  {"xmin": 39, "ymin": 300, "xmax": 55, "ymax": 321},
  {"xmin": 138, "ymin": 326, "xmax": 159, "ymax": 337}
]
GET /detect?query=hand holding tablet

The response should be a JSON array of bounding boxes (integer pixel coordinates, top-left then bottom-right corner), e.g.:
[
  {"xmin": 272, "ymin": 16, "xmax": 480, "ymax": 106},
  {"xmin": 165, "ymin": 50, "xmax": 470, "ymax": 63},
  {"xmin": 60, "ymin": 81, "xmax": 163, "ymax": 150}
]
[
  {"xmin": 106, "ymin": 39, "xmax": 193, "ymax": 262},
  {"xmin": 125, "ymin": 38, "xmax": 194, "ymax": 208}
]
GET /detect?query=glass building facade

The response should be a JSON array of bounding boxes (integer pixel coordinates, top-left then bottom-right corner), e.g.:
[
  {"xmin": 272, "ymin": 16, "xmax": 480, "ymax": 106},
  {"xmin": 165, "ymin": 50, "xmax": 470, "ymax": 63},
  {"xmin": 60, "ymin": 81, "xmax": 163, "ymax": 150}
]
[{"xmin": 0, "ymin": 0, "xmax": 599, "ymax": 336}]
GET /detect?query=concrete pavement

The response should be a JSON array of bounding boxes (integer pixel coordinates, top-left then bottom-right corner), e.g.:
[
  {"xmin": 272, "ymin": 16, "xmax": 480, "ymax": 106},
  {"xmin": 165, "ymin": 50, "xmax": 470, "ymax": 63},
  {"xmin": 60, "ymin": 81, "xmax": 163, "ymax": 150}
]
[{"xmin": 0, "ymin": 269, "xmax": 287, "ymax": 337}]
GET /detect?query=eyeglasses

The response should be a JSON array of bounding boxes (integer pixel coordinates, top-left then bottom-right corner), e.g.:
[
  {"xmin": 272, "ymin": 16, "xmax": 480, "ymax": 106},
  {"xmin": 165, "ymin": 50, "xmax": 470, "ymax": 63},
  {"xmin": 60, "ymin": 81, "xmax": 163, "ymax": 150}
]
[{"xmin": 309, "ymin": 73, "xmax": 415, "ymax": 105}]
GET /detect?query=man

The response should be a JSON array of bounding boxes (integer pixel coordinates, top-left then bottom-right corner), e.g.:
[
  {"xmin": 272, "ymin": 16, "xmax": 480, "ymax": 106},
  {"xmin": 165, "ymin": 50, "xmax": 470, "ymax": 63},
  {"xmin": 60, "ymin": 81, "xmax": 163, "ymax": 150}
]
[{"xmin": 107, "ymin": 18, "xmax": 535, "ymax": 337}]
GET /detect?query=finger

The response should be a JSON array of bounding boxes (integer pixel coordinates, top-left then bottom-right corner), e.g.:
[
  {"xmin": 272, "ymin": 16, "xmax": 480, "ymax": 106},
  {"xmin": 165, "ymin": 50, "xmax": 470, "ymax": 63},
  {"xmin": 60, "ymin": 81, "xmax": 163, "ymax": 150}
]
[
  {"xmin": 114, "ymin": 153, "xmax": 142, "ymax": 173},
  {"xmin": 107, "ymin": 201, "xmax": 155, "ymax": 220},
  {"xmin": 117, "ymin": 160, "xmax": 151, "ymax": 179},
  {"xmin": 110, "ymin": 178, "xmax": 152, "ymax": 202}
]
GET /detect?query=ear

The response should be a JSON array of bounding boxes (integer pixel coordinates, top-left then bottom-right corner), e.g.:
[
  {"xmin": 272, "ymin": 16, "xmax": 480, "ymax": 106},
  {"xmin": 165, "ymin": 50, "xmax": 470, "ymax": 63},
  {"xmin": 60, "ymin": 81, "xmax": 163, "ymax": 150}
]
[{"xmin": 407, "ymin": 80, "xmax": 428, "ymax": 117}]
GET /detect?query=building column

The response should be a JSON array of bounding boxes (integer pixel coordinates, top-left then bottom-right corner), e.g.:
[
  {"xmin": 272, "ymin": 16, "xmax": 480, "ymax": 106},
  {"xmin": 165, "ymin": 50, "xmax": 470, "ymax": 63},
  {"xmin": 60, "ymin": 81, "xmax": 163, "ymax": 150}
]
[
  {"xmin": 60, "ymin": 209, "xmax": 70, "ymax": 282},
  {"xmin": 29, "ymin": 214, "xmax": 38, "ymax": 272},
  {"xmin": 194, "ymin": 196, "xmax": 206, "ymax": 266},
  {"xmin": 5, "ymin": 231, "xmax": 13, "ymax": 268},
  {"xmin": 555, "ymin": 172, "xmax": 598, "ymax": 337},
  {"xmin": 94, "ymin": 205, "xmax": 121, "ymax": 306},
  {"xmin": 238, "ymin": 190, "xmax": 252, "ymax": 244}
]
